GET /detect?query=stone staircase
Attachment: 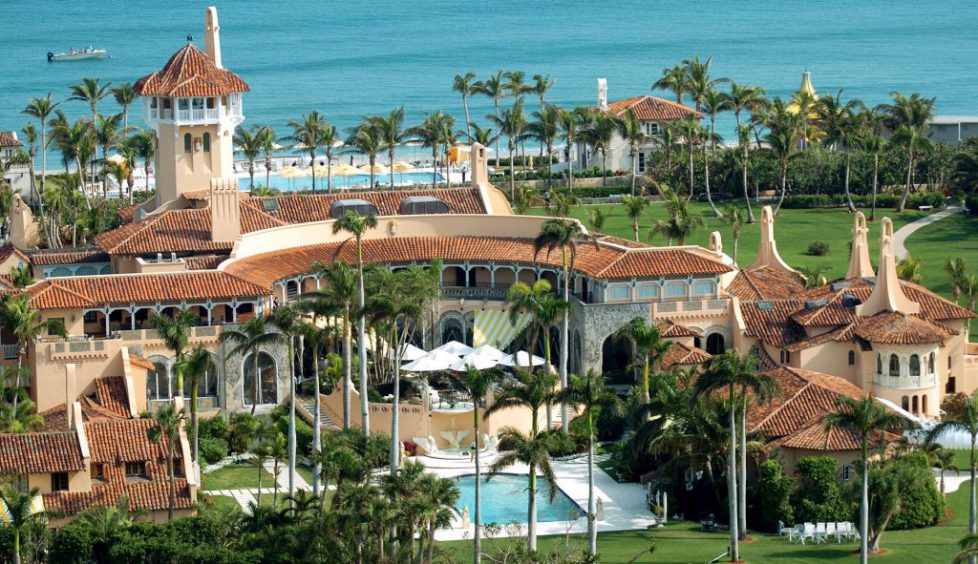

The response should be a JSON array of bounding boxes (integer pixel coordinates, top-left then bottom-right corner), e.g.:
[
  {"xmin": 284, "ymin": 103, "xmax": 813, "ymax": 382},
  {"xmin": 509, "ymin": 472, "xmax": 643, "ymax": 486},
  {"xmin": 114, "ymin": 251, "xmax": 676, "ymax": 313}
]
[{"xmin": 297, "ymin": 395, "xmax": 336, "ymax": 430}]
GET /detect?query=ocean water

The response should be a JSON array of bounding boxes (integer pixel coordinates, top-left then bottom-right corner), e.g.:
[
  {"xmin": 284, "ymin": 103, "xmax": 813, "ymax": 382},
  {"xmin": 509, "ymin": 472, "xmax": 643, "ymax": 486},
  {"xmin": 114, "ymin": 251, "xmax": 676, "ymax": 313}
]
[
  {"xmin": 2, "ymin": 0, "xmax": 977, "ymax": 154},
  {"xmin": 454, "ymin": 473, "xmax": 582, "ymax": 524}
]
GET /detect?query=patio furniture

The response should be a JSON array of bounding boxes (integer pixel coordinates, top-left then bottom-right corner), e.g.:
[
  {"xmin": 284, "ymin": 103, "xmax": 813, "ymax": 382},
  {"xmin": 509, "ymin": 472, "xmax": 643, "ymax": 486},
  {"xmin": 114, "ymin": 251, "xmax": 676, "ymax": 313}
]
[
  {"xmin": 786, "ymin": 524, "xmax": 803, "ymax": 542},
  {"xmin": 799, "ymin": 522, "xmax": 815, "ymax": 545}
]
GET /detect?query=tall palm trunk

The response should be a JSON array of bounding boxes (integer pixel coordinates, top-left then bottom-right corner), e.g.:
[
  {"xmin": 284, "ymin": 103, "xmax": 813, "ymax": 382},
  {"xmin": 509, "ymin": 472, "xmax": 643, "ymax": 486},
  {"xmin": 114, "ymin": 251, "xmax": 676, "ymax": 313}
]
[
  {"xmin": 560, "ymin": 253, "xmax": 570, "ymax": 434},
  {"xmin": 357, "ymin": 240, "xmax": 370, "ymax": 436},
  {"xmin": 312, "ymin": 340, "xmax": 322, "ymax": 497},
  {"xmin": 543, "ymin": 328, "xmax": 552, "ymax": 429},
  {"xmin": 601, "ymin": 150, "xmax": 608, "ymax": 188},
  {"xmin": 265, "ymin": 156, "xmax": 271, "ymax": 189},
  {"xmin": 389, "ymin": 327, "xmax": 402, "ymax": 471},
  {"xmin": 870, "ymin": 154, "xmax": 879, "ymax": 221},
  {"xmin": 166, "ymin": 435, "xmax": 176, "ymax": 521},
  {"xmin": 898, "ymin": 150, "xmax": 914, "ymax": 212},
  {"xmin": 587, "ymin": 411, "xmax": 597, "ymax": 555},
  {"xmin": 311, "ymin": 151, "xmax": 318, "ymax": 192},
  {"xmin": 192, "ymin": 382, "xmax": 199, "ymax": 485},
  {"xmin": 431, "ymin": 148, "xmax": 438, "ymax": 188},
  {"xmin": 389, "ymin": 149, "xmax": 395, "ymax": 189},
  {"xmin": 774, "ymin": 163, "xmax": 788, "ymax": 214},
  {"xmin": 509, "ymin": 141, "xmax": 516, "ymax": 199},
  {"xmin": 843, "ymin": 152, "xmax": 856, "ymax": 212},
  {"xmin": 686, "ymin": 142, "xmax": 695, "ymax": 202},
  {"xmin": 859, "ymin": 440, "xmax": 869, "ymax": 564},
  {"xmin": 288, "ymin": 338, "xmax": 297, "ymax": 504},
  {"xmin": 566, "ymin": 135, "xmax": 574, "ymax": 194},
  {"xmin": 704, "ymin": 144, "xmax": 720, "ymax": 217},
  {"xmin": 462, "ymin": 93, "xmax": 472, "ymax": 140},
  {"xmin": 742, "ymin": 148, "xmax": 754, "ymax": 223},
  {"xmin": 630, "ymin": 148, "xmax": 638, "ymax": 196},
  {"xmin": 528, "ymin": 461, "xmax": 538, "ymax": 551},
  {"xmin": 251, "ymin": 350, "xmax": 260, "ymax": 415},
  {"xmin": 728, "ymin": 383, "xmax": 739, "ymax": 561},
  {"xmin": 739, "ymin": 403, "xmax": 747, "ymax": 540},
  {"xmin": 474, "ymin": 404, "xmax": 483, "ymax": 564},
  {"xmin": 969, "ymin": 433, "xmax": 977, "ymax": 564}
]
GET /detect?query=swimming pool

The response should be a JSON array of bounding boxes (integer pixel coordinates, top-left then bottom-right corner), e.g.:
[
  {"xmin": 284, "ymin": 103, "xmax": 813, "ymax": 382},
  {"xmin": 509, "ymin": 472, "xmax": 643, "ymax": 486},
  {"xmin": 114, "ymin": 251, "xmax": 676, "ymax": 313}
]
[
  {"xmin": 454, "ymin": 473, "xmax": 582, "ymax": 524},
  {"xmin": 238, "ymin": 171, "xmax": 443, "ymax": 192}
]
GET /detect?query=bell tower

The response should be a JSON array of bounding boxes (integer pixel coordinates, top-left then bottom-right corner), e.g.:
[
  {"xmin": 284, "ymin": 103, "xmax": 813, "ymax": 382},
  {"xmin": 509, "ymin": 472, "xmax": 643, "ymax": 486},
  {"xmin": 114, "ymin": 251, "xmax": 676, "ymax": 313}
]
[{"xmin": 133, "ymin": 7, "xmax": 249, "ymax": 210}]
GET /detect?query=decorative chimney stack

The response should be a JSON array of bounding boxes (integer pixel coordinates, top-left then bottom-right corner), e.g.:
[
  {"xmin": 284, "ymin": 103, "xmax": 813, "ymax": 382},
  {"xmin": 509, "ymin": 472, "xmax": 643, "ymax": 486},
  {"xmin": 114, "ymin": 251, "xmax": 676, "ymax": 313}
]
[
  {"xmin": 204, "ymin": 6, "xmax": 222, "ymax": 68},
  {"xmin": 210, "ymin": 177, "xmax": 241, "ymax": 243},
  {"xmin": 597, "ymin": 78, "xmax": 608, "ymax": 110},
  {"xmin": 856, "ymin": 217, "xmax": 920, "ymax": 317},
  {"xmin": 846, "ymin": 211, "xmax": 874, "ymax": 279},
  {"xmin": 747, "ymin": 206, "xmax": 796, "ymax": 276},
  {"xmin": 65, "ymin": 364, "xmax": 76, "ymax": 431},
  {"xmin": 470, "ymin": 142, "xmax": 489, "ymax": 189},
  {"xmin": 10, "ymin": 194, "xmax": 40, "ymax": 249},
  {"xmin": 709, "ymin": 231, "xmax": 723, "ymax": 257}
]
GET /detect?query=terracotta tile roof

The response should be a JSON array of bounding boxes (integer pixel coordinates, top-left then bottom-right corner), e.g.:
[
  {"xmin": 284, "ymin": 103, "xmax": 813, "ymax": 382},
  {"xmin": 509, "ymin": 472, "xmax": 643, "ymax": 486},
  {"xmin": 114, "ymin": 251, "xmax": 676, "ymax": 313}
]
[
  {"xmin": 779, "ymin": 422, "xmax": 900, "ymax": 451},
  {"xmin": 657, "ymin": 320, "xmax": 702, "ymax": 338},
  {"xmin": 727, "ymin": 266, "xmax": 805, "ymax": 301},
  {"xmin": 134, "ymin": 43, "xmax": 249, "ymax": 97},
  {"xmin": 799, "ymin": 278, "xmax": 975, "ymax": 323},
  {"xmin": 783, "ymin": 324, "xmax": 856, "ymax": 352},
  {"xmin": 43, "ymin": 478, "xmax": 194, "ymax": 517},
  {"xmin": 0, "ymin": 244, "xmax": 29, "ymax": 266},
  {"xmin": 94, "ymin": 377, "xmax": 132, "ymax": 418},
  {"xmin": 740, "ymin": 299, "xmax": 807, "ymax": 347},
  {"xmin": 26, "ymin": 271, "xmax": 267, "ymax": 309},
  {"xmin": 852, "ymin": 311, "xmax": 956, "ymax": 345},
  {"xmin": 224, "ymin": 236, "xmax": 730, "ymax": 288},
  {"xmin": 129, "ymin": 354, "xmax": 156, "ymax": 371},
  {"xmin": 184, "ymin": 254, "xmax": 228, "ymax": 270},
  {"xmin": 0, "ymin": 132, "xmax": 23, "ymax": 148},
  {"xmin": 605, "ymin": 96, "xmax": 703, "ymax": 121},
  {"xmin": 28, "ymin": 247, "xmax": 108, "ymax": 265},
  {"xmin": 0, "ymin": 432, "xmax": 83, "ymax": 473},
  {"xmin": 661, "ymin": 342, "xmax": 711, "ymax": 369},
  {"xmin": 86, "ymin": 419, "xmax": 168, "ymax": 464}
]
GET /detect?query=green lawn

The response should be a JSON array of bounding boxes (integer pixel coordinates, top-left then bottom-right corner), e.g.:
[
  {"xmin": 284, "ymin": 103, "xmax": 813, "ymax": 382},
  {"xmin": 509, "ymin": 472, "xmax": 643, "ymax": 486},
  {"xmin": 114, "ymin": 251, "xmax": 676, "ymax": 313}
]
[
  {"xmin": 531, "ymin": 203, "xmax": 927, "ymax": 277},
  {"xmin": 297, "ymin": 464, "xmax": 315, "ymax": 486},
  {"xmin": 440, "ymin": 480, "xmax": 972, "ymax": 563},
  {"xmin": 202, "ymin": 494, "xmax": 242, "ymax": 512},
  {"xmin": 200, "ymin": 462, "xmax": 273, "ymax": 491},
  {"xmin": 903, "ymin": 211, "xmax": 978, "ymax": 300}
]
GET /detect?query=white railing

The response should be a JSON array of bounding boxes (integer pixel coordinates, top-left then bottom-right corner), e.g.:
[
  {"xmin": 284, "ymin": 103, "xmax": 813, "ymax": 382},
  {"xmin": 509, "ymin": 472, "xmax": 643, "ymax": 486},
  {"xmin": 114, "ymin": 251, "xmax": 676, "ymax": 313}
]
[
  {"xmin": 873, "ymin": 372, "xmax": 937, "ymax": 389},
  {"xmin": 2, "ymin": 345, "xmax": 17, "ymax": 360}
]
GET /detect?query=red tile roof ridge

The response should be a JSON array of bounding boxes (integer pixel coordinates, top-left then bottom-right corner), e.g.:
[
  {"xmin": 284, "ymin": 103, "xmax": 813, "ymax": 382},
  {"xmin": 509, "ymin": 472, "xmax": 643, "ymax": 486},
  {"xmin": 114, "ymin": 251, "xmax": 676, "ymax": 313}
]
[{"xmin": 605, "ymin": 95, "xmax": 704, "ymax": 120}]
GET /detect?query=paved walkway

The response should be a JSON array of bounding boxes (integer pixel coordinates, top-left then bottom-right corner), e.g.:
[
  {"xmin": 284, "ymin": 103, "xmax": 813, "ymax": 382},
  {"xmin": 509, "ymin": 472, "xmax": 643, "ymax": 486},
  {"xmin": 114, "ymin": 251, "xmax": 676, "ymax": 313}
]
[{"xmin": 893, "ymin": 206, "xmax": 962, "ymax": 260}]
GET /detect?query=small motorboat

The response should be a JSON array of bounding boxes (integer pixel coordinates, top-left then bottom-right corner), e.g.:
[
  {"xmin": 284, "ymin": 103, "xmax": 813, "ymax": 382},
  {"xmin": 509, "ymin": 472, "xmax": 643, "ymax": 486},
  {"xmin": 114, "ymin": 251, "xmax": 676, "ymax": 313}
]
[{"xmin": 47, "ymin": 47, "xmax": 108, "ymax": 62}]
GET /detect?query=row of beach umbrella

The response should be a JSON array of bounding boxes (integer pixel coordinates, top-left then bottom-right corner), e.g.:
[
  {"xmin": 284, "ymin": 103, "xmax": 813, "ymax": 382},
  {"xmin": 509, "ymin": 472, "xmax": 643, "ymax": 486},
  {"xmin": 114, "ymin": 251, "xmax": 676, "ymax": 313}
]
[
  {"xmin": 398, "ymin": 340, "xmax": 545, "ymax": 374},
  {"xmin": 275, "ymin": 161, "xmax": 416, "ymax": 179}
]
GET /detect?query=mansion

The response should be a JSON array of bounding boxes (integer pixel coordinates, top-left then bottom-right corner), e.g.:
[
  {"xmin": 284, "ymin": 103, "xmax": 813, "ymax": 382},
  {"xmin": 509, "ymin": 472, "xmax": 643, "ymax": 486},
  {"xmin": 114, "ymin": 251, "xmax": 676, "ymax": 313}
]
[{"xmin": 0, "ymin": 7, "xmax": 975, "ymax": 520}]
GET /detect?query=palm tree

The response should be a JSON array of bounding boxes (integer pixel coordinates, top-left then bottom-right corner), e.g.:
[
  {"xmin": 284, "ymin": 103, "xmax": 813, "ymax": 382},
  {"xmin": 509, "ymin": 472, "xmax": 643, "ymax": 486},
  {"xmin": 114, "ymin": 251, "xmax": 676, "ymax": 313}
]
[
  {"xmin": 586, "ymin": 208, "xmax": 605, "ymax": 233},
  {"xmin": 615, "ymin": 316, "xmax": 671, "ymax": 405},
  {"xmin": 858, "ymin": 108, "xmax": 887, "ymax": 220},
  {"xmin": 132, "ymin": 128, "xmax": 156, "ymax": 193},
  {"xmin": 722, "ymin": 204, "xmax": 745, "ymax": 263},
  {"xmin": 111, "ymin": 83, "xmax": 136, "ymax": 135},
  {"xmin": 963, "ymin": 274, "xmax": 978, "ymax": 335},
  {"xmin": 250, "ymin": 418, "xmax": 280, "ymax": 506},
  {"xmin": 94, "ymin": 113, "xmax": 121, "ymax": 196},
  {"xmin": 320, "ymin": 122, "xmax": 339, "ymax": 192},
  {"xmin": 928, "ymin": 392, "xmax": 978, "ymax": 564},
  {"xmin": 152, "ymin": 309, "xmax": 198, "ymax": 400},
  {"xmin": 488, "ymin": 99, "xmax": 527, "ymax": 198},
  {"xmin": 0, "ymin": 395, "xmax": 43, "ymax": 433},
  {"xmin": 764, "ymin": 98, "xmax": 802, "ymax": 213},
  {"xmin": 882, "ymin": 92, "xmax": 936, "ymax": 211},
  {"xmin": 173, "ymin": 345, "xmax": 210, "ymax": 483},
  {"xmin": 682, "ymin": 54, "xmax": 728, "ymax": 112},
  {"xmin": 293, "ymin": 314, "xmax": 331, "ymax": 497},
  {"xmin": 534, "ymin": 218, "xmax": 591, "ymax": 434},
  {"xmin": 818, "ymin": 90, "xmax": 863, "ymax": 212},
  {"xmin": 19, "ymin": 124, "xmax": 39, "ymax": 206},
  {"xmin": 453, "ymin": 366, "xmax": 504, "ymax": 563},
  {"xmin": 674, "ymin": 118, "xmax": 702, "ymax": 200},
  {"xmin": 649, "ymin": 184, "xmax": 705, "ymax": 245},
  {"xmin": 346, "ymin": 120, "xmax": 383, "ymax": 190},
  {"xmin": 621, "ymin": 195, "xmax": 649, "ymax": 242},
  {"xmin": 525, "ymin": 103, "xmax": 561, "ymax": 187},
  {"xmin": 826, "ymin": 396, "xmax": 908, "ymax": 563},
  {"xmin": 922, "ymin": 442, "xmax": 959, "ymax": 496},
  {"xmin": 0, "ymin": 486, "xmax": 43, "ymax": 564},
  {"xmin": 799, "ymin": 264, "xmax": 832, "ymax": 288},
  {"xmin": 728, "ymin": 83, "xmax": 765, "ymax": 132},
  {"xmin": 532, "ymin": 74, "xmax": 556, "ymax": 158},
  {"xmin": 22, "ymin": 93, "xmax": 59, "ymax": 201},
  {"xmin": 558, "ymin": 107, "xmax": 582, "ymax": 193},
  {"xmin": 0, "ymin": 295, "xmax": 65, "ymax": 409},
  {"xmin": 584, "ymin": 109, "xmax": 617, "ymax": 188},
  {"xmin": 219, "ymin": 316, "xmax": 284, "ymax": 415},
  {"xmin": 653, "ymin": 64, "xmax": 688, "ymax": 104},
  {"xmin": 371, "ymin": 107, "xmax": 406, "ymax": 189},
  {"xmin": 556, "ymin": 371, "xmax": 623, "ymax": 555},
  {"xmin": 52, "ymin": 117, "xmax": 96, "ymax": 208},
  {"xmin": 69, "ymin": 77, "xmax": 111, "ymax": 123},
  {"xmin": 408, "ymin": 111, "xmax": 453, "ymax": 189},
  {"xmin": 476, "ymin": 70, "xmax": 507, "ymax": 162},
  {"xmin": 617, "ymin": 109, "xmax": 647, "ymax": 195},
  {"xmin": 700, "ymin": 88, "xmax": 729, "ymax": 154},
  {"xmin": 116, "ymin": 135, "xmax": 139, "ymax": 202},
  {"xmin": 147, "ymin": 403, "xmax": 187, "ymax": 521},
  {"xmin": 957, "ymin": 534, "xmax": 978, "ymax": 564},
  {"xmin": 333, "ymin": 211, "xmax": 378, "ymax": 435},
  {"xmin": 453, "ymin": 72, "xmax": 478, "ymax": 140},
  {"xmin": 285, "ymin": 111, "xmax": 328, "ymax": 192},
  {"xmin": 418, "ymin": 473, "xmax": 460, "ymax": 563},
  {"xmin": 946, "ymin": 258, "xmax": 969, "ymax": 304},
  {"xmin": 897, "ymin": 254, "xmax": 923, "ymax": 283},
  {"xmin": 487, "ymin": 427, "xmax": 556, "ymax": 553},
  {"xmin": 255, "ymin": 124, "xmax": 277, "ymax": 190}
]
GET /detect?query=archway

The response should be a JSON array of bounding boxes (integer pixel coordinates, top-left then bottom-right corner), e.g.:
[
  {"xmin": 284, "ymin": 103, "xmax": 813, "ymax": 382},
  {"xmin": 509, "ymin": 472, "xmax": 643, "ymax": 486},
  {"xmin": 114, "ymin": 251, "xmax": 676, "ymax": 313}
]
[
  {"xmin": 601, "ymin": 334, "xmax": 633, "ymax": 386},
  {"xmin": 440, "ymin": 316, "xmax": 464, "ymax": 345},
  {"xmin": 705, "ymin": 333, "xmax": 726, "ymax": 355},
  {"xmin": 147, "ymin": 357, "xmax": 171, "ymax": 402},
  {"xmin": 243, "ymin": 352, "xmax": 277, "ymax": 406}
]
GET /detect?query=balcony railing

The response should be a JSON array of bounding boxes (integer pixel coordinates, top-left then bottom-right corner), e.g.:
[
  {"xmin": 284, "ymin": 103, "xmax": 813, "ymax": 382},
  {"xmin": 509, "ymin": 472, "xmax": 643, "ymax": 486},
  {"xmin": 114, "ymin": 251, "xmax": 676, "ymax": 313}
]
[
  {"xmin": 441, "ymin": 286, "xmax": 509, "ymax": 300},
  {"xmin": 652, "ymin": 298, "xmax": 728, "ymax": 316},
  {"xmin": 873, "ymin": 372, "xmax": 938, "ymax": 389},
  {"xmin": 2, "ymin": 345, "xmax": 17, "ymax": 360}
]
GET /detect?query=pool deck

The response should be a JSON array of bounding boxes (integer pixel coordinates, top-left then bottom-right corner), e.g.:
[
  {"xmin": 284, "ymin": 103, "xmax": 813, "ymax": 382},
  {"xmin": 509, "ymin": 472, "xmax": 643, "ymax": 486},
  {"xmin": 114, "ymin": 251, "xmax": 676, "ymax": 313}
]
[{"xmin": 419, "ymin": 454, "xmax": 657, "ymax": 541}]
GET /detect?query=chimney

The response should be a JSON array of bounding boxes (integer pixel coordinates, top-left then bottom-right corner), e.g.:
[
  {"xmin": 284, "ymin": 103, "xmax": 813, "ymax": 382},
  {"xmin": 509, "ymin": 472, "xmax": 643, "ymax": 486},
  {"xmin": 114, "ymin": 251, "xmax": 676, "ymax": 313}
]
[
  {"xmin": 204, "ymin": 6, "xmax": 223, "ymax": 68},
  {"xmin": 65, "ymin": 364, "xmax": 76, "ymax": 431},
  {"xmin": 709, "ymin": 231, "xmax": 723, "ymax": 257},
  {"xmin": 747, "ymin": 206, "xmax": 796, "ymax": 276},
  {"xmin": 857, "ymin": 217, "xmax": 920, "ymax": 317},
  {"xmin": 10, "ymin": 194, "xmax": 41, "ymax": 249},
  {"xmin": 470, "ymin": 142, "xmax": 489, "ymax": 189},
  {"xmin": 846, "ymin": 211, "xmax": 874, "ymax": 279},
  {"xmin": 597, "ymin": 78, "xmax": 608, "ymax": 110},
  {"xmin": 210, "ymin": 177, "xmax": 241, "ymax": 243}
]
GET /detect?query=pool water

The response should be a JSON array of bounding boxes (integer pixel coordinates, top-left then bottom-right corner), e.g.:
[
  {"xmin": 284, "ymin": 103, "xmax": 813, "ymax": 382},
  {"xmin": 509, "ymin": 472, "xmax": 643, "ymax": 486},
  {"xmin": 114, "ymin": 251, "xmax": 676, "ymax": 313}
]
[
  {"xmin": 454, "ymin": 473, "xmax": 582, "ymax": 524},
  {"xmin": 239, "ymin": 171, "xmax": 443, "ymax": 192}
]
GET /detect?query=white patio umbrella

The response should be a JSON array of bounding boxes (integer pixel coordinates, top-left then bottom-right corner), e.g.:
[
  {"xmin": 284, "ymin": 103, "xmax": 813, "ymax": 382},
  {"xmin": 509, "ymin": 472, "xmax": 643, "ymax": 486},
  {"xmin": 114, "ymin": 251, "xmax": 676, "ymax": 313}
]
[
  {"xmin": 390, "ymin": 343, "xmax": 427, "ymax": 362},
  {"xmin": 449, "ymin": 353, "xmax": 498, "ymax": 372},
  {"xmin": 433, "ymin": 340, "xmax": 473, "ymax": 356},
  {"xmin": 469, "ymin": 344, "xmax": 505, "ymax": 361},
  {"xmin": 401, "ymin": 350, "xmax": 459, "ymax": 372},
  {"xmin": 498, "ymin": 351, "xmax": 546, "ymax": 368}
]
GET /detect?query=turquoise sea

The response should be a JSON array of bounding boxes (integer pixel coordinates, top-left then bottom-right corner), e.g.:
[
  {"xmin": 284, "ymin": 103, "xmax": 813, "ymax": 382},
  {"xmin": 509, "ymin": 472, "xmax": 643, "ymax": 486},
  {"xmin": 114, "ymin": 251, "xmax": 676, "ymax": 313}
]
[{"xmin": 2, "ymin": 0, "xmax": 977, "ymax": 153}]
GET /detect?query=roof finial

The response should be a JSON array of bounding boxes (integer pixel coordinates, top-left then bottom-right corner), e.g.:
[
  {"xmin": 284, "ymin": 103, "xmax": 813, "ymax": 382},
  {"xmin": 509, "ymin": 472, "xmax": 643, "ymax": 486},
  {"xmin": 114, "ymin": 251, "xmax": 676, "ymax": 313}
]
[
  {"xmin": 856, "ymin": 217, "xmax": 919, "ymax": 316},
  {"xmin": 845, "ymin": 211, "xmax": 874, "ymax": 279},
  {"xmin": 747, "ymin": 205, "xmax": 796, "ymax": 276},
  {"xmin": 186, "ymin": 33, "xmax": 193, "ymax": 43}
]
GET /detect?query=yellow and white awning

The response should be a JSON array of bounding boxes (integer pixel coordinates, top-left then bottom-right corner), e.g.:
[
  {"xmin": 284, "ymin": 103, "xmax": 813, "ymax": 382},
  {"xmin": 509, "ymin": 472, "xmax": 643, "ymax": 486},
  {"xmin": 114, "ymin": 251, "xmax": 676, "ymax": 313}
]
[
  {"xmin": 0, "ymin": 494, "xmax": 44, "ymax": 524},
  {"xmin": 472, "ymin": 309, "xmax": 530, "ymax": 349}
]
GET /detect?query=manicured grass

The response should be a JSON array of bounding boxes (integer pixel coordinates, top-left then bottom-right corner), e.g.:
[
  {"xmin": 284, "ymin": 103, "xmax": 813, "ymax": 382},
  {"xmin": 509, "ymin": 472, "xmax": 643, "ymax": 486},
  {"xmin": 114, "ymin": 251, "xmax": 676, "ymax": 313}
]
[
  {"xmin": 440, "ymin": 480, "xmax": 972, "ymax": 563},
  {"xmin": 297, "ymin": 465, "xmax": 315, "ymax": 486},
  {"xmin": 203, "ymin": 495, "xmax": 242, "ymax": 512},
  {"xmin": 531, "ymin": 203, "xmax": 926, "ymax": 277},
  {"xmin": 200, "ymin": 462, "xmax": 273, "ymax": 491}
]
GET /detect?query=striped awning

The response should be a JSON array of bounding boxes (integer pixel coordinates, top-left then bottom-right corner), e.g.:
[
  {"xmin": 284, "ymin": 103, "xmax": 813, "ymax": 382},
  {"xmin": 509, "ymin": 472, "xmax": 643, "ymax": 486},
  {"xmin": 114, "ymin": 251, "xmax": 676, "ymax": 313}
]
[
  {"xmin": 473, "ymin": 309, "xmax": 530, "ymax": 349},
  {"xmin": 0, "ymin": 494, "xmax": 44, "ymax": 524}
]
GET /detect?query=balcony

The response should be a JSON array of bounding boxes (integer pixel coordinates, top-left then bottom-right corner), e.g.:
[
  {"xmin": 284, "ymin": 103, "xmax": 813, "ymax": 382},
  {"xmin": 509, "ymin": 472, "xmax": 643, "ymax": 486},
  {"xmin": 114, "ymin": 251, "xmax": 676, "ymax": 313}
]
[
  {"xmin": 652, "ymin": 298, "xmax": 729, "ymax": 317},
  {"xmin": 873, "ymin": 372, "xmax": 938, "ymax": 390},
  {"xmin": 441, "ymin": 285, "xmax": 509, "ymax": 300}
]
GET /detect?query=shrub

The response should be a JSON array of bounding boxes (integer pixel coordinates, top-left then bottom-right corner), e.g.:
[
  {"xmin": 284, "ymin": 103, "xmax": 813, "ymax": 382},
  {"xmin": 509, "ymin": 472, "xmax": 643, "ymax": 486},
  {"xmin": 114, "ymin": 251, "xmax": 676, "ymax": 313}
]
[
  {"xmin": 942, "ymin": 392, "xmax": 970, "ymax": 421},
  {"xmin": 753, "ymin": 459, "xmax": 795, "ymax": 531},
  {"xmin": 967, "ymin": 194, "xmax": 978, "ymax": 216},
  {"xmin": 403, "ymin": 440, "xmax": 418, "ymax": 457},
  {"xmin": 884, "ymin": 452, "xmax": 944, "ymax": 529},
  {"xmin": 792, "ymin": 456, "xmax": 852, "ymax": 523},
  {"xmin": 807, "ymin": 241, "xmax": 830, "ymax": 256},
  {"xmin": 197, "ymin": 415, "xmax": 229, "ymax": 442},
  {"xmin": 199, "ymin": 436, "xmax": 229, "ymax": 464}
]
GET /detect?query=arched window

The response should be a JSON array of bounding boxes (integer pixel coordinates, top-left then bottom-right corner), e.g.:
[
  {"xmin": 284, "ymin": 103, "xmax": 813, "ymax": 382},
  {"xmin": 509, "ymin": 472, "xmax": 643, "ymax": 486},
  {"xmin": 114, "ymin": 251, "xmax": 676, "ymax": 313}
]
[
  {"xmin": 929, "ymin": 352, "xmax": 936, "ymax": 374},
  {"xmin": 901, "ymin": 396, "xmax": 910, "ymax": 411},
  {"xmin": 705, "ymin": 333, "xmax": 726, "ymax": 355},
  {"xmin": 183, "ymin": 133, "xmax": 192, "ymax": 154},
  {"xmin": 202, "ymin": 132, "xmax": 211, "ymax": 152},
  {"xmin": 147, "ymin": 362, "xmax": 170, "ymax": 401},
  {"xmin": 912, "ymin": 395, "xmax": 919, "ymax": 413},
  {"xmin": 243, "ymin": 352, "xmax": 277, "ymax": 406},
  {"xmin": 183, "ymin": 358, "xmax": 219, "ymax": 398},
  {"xmin": 877, "ymin": 354, "xmax": 882, "ymax": 374},
  {"xmin": 922, "ymin": 394, "xmax": 928, "ymax": 414},
  {"xmin": 889, "ymin": 354, "xmax": 900, "ymax": 377},
  {"xmin": 909, "ymin": 354, "xmax": 921, "ymax": 376}
]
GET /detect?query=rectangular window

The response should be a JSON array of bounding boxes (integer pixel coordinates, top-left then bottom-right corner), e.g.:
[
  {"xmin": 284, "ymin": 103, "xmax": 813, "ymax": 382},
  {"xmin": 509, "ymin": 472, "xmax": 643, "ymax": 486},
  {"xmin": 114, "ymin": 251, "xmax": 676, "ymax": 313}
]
[
  {"xmin": 178, "ymin": 98, "xmax": 189, "ymax": 110},
  {"xmin": 691, "ymin": 280, "xmax": 715, "ymax": 296},
  {"xmin": 848, "ymin": 351, "xmax": 856, "ymax": 365},
  {"xmin": 13, "ymin": 475, "xmax": 28, "ymax": 493},
  {"xmin": 636, "ymin": 284, "xmax": 658, "ymax": 300},
  {"xmin": 665, "ymin": 282, "xmax": 687, "ymax": 299},
  {"xmin": 125, "ymin": 461, "xmax": 147, "ymax": 479},
  {"xmin": 607, "ymin": 285, "xmax": 630, "ymax": 301},
  {"xmin": 644, "ymin": 122, "xmax": 660, "ymax": 136},
  {"xmin": 51, "ymin": 472, "xmax": 69, "ymax": 492},
  {"xmin": 842, "ymin": 465, "xmax": 852, "ymax": 481},
  {"xmin": 947, "ymin": 376, "xmax": 957, "ymax": 394},
  {"xmin": 91, "ymin": 463, "xmax": 105, "ymax": 483},
  {"xmin": 637, "ymin": 152, "xmax": 646, "ymax": 173}
]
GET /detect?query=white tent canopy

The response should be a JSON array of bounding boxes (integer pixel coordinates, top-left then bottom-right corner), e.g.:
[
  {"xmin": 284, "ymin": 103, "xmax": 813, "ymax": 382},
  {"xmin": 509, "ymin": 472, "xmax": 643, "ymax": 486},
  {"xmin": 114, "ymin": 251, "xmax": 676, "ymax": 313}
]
[
  {"xmin": 390, "ymin": 343, "xmax": 427, "ymax": 362},
  {"xmin": 402, "ymin": 350, "xmax": 460, "ymax": 372},
  {"xmin": 469, "ymin": 344, "xmax": 505, "ymax": 361},
  {"xmin": 433, "ymin": 340, "xmax": 473, "ymax": 356},
  {"xmin": 498, "ymin": 351, "xmax": 546, "ymax": 368},
  {"xmin": 450, "ymin": 354, "xmax": 499, "ymax": 372}
]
